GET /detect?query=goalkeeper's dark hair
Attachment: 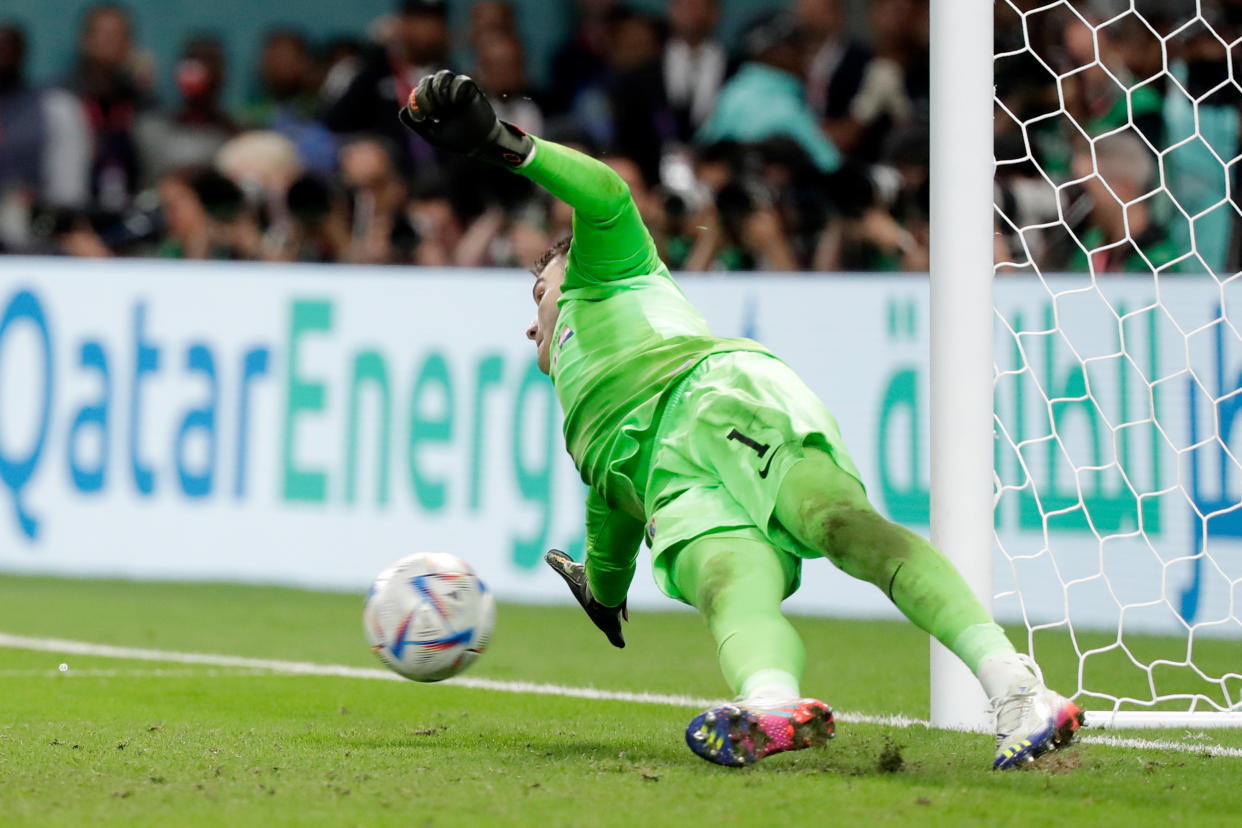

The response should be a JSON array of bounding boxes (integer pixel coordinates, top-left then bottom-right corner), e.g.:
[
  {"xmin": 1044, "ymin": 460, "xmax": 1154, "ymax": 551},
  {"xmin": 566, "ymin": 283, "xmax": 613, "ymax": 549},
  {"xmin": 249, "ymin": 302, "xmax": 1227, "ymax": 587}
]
[{"xmin": 531, "ymin": 235, "xmax": 572, "ymax": 277}]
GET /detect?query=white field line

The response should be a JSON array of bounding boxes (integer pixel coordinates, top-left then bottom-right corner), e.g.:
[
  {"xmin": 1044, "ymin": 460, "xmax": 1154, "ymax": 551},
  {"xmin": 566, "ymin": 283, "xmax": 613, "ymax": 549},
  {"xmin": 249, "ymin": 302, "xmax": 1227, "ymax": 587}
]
[
  {"xmin": 2, "ymin": 632, "xmax": 1240, "ymax": 759},
  {"xmin": 0, "ymin": 668, "xmax": 271, "ymax": 678}
]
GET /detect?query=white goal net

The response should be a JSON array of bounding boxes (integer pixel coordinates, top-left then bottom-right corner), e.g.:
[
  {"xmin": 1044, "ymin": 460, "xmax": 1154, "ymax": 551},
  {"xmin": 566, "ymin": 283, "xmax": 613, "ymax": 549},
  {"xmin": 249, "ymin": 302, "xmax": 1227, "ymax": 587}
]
[{"xmin": 990, "ymin": 0, "xmax": 1242, "ymax": 726}]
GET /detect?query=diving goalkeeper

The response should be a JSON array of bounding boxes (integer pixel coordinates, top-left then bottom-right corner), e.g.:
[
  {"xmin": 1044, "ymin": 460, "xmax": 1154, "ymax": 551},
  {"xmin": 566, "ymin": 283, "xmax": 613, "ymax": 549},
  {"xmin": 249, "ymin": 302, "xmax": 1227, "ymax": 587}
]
[{"xmin": 399, "ymin": 70, "xmax": 1082, "ymax": 770}]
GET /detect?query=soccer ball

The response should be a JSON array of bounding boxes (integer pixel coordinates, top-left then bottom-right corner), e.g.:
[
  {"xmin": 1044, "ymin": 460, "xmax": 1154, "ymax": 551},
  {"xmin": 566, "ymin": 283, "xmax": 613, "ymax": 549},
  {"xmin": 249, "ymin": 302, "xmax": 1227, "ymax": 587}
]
[{"xmin": 363, "ymin": 552, "xmax": 496, "ymax": 682}]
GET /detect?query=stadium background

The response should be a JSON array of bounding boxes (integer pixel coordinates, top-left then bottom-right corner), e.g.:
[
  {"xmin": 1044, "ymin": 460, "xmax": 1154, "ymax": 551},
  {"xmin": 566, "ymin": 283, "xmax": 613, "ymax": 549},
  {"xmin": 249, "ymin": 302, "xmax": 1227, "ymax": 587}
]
[
  {"xmin": 2, "ymin": 2, "xmax": 1242, "ymax": 823},
  {"xmin": 5, "ymin": 0, "xmax": 830, "ymax": 103},
  {"xmin": 1, "ymin": 0, "xmax": 1240, "ymax": 627}
]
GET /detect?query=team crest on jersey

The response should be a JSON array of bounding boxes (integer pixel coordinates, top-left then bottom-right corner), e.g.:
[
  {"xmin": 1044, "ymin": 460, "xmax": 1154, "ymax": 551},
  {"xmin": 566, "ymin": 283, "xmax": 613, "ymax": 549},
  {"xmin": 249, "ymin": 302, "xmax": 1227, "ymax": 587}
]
[
  {"xmin": 552, "ymin": 326, "xmax": 574, "ymax": 371},
  {"xmin": 646, "ymin": 517, "xmax": 656, "ymax": 543}
]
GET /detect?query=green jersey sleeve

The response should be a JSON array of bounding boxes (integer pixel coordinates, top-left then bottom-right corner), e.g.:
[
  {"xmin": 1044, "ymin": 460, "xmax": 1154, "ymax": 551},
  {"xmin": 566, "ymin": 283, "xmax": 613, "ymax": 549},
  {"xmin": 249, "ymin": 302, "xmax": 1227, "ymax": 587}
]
[
  {"xmin": 583, "ymin": 487, "xmax": 645, "ymax": 608},
  {"xmin": 518, "ymin": 137, "xmax": 663, "ymax": 290}
]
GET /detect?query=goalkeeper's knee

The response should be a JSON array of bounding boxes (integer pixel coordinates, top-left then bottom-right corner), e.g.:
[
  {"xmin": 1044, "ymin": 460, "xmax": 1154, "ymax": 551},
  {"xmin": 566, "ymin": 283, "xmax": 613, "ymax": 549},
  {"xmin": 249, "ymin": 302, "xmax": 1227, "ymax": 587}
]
[
  {"xmin": 799, "ymin": 501, "xmax": 908, "ymax": 588},
  {"xmin": 773, "ymin": 452, "xmax": 920, "ymax": 589}
]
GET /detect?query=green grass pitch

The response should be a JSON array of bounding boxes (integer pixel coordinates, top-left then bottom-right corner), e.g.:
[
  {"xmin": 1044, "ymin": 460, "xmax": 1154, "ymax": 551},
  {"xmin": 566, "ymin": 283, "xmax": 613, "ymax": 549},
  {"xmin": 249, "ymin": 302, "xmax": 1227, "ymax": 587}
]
[{"xmin": 0, "ymin": 574, "xmax": 1239, "ymax": 827}]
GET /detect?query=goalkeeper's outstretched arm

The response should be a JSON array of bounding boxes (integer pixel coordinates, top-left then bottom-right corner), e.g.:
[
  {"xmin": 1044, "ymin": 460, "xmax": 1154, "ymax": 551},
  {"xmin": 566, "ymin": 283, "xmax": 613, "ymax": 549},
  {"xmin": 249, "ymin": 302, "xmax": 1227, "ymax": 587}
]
[
  {"xmin": 582, "ymin": 487, "xmax": 644, "ymax": 608},
  {"xmin": 400, "ymin": 70, "xmax": 662, "ymax": 284},
  {"xmin": 517, "ymin": 138, "xmax": 663, "ymax": 284}
]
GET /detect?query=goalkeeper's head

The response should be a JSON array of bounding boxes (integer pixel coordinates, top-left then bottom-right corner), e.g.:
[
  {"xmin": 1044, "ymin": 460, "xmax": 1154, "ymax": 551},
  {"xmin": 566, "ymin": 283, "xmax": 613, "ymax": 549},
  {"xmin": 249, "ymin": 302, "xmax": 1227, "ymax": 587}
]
[{"xmin": 526, "ymin": 235, "xmax": 572, "ymax": 375}]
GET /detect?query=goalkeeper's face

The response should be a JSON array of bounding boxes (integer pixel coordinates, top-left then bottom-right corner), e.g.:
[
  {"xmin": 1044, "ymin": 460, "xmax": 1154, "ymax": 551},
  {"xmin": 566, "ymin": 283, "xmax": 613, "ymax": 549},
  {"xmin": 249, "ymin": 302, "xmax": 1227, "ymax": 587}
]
[{"xmin": 527, "ymin": 255, "xmax": 566, "ymax": 374}]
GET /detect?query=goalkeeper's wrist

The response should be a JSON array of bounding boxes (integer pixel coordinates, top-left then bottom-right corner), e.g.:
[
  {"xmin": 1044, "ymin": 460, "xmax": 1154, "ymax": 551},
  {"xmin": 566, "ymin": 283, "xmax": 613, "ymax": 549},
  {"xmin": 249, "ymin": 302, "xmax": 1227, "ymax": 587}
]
[
  {"xmin": 516, "ymin": 137, "xmax": 537, "ymax": 168},
  {"xmin": 476, "ymin": 120, "xmax": 534, "ymax": 168}
]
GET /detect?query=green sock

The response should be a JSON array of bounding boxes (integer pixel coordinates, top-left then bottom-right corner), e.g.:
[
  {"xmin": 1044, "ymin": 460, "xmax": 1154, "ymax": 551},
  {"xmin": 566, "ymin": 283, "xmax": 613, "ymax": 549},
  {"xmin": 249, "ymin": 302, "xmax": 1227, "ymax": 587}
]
[
  {"xmin": 670, "ymin": 535, "xmax": 805, "ymax": 697},
  {"xmin": 740, "ymin": 668, "xmax": 802, "ymax": 701},
  {"xmin": 882, "ymin": 538, "xmax": 1012, "ymax": 671},
  {"xmin": 949, "ymin": 623, "xmax": 1017, "ymax": 675}
]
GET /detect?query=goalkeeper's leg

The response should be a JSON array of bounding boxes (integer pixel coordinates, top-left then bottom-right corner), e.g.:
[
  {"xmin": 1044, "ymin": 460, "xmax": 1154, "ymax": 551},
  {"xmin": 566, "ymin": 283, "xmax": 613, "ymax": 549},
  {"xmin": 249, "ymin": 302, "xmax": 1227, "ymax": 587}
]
[
  {"xmin": 773, "ymin": 449, "xmax": 1010, "ymax": 673},
  {"xmin": 772, "ymin": 448, "xmax": 1081, "ymax": 768},
  {"xmin": 671, "ymin": 534, "xmax": 834, "ymax": 767}
]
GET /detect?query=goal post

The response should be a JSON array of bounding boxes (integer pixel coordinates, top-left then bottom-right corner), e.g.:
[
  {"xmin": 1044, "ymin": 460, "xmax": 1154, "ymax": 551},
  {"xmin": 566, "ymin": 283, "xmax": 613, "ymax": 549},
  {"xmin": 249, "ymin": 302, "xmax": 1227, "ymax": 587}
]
[
  {"xmin": 929, "ymin": 0, "xmax": 1242, "ymax": 730},
  {"xmin": 928, "ymin": 0, "xmax": 996, "ymax": 731}
]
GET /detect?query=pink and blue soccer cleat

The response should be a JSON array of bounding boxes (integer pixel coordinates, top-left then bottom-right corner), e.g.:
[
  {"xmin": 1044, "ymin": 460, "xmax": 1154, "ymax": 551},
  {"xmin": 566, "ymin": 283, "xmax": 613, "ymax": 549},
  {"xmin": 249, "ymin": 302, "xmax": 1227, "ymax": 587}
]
[
  {"xmin": 686, "ymin": 698, "xmax": 835, "ymax": 767},
  {"xmin": 992, "ymin": 684, "xmax": 1084, "ymax": 770}
]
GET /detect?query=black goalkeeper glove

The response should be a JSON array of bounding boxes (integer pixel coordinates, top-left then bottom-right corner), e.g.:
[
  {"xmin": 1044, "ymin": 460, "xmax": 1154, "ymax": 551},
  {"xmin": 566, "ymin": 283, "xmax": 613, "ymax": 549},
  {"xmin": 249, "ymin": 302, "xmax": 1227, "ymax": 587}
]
[
  {"xmin": 544, "ymin": 549, "xmax": 628, "ymax": 649},
  {"xmin": 398, "ymin": 69, "xmax": 534, "ymax": 168}
]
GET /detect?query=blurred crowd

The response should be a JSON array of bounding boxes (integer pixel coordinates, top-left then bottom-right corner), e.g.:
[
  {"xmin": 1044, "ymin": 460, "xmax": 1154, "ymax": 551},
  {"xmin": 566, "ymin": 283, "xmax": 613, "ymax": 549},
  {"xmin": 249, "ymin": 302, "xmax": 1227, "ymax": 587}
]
[
  {"xmin": 0, "ymin": 0, "xmax": 1238, "ymax": 274},
  {"xmin": 0, "ymin": 0, "xmax": 932, "ymax": 271},
  {"xmin": 996, "ymin": 0, "xmax": 1242, "ymax": 276}
]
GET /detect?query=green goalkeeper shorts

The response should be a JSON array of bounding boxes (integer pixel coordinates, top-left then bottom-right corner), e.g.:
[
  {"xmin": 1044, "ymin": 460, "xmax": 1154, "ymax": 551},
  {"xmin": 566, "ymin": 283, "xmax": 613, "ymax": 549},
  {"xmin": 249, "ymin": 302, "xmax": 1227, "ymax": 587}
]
[{"xmin": 644, "ymin": 351, "xmax": 864, "ymax": 603}]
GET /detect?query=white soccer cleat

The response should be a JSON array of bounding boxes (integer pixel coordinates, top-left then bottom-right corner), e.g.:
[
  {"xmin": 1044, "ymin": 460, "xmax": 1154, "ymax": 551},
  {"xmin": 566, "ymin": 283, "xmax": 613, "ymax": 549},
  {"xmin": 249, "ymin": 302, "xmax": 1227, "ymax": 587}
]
[{"xmin": 991, "ymin": 660, "xmax": 1083, "ymax": 770}]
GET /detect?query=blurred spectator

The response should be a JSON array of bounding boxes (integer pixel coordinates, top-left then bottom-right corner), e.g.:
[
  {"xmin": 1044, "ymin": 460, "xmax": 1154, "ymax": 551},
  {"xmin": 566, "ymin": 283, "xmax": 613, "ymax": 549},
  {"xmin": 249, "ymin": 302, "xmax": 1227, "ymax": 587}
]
[
  {"xmin": 198, "ymin": 168, "xmax": 263, "ymax": 259},
  {"xmin": 605, "ymin": 9, "xmax": 675, "ymax": 182},
  {"xmin": 171, "ymin": 37, "xmax": 236, "ymax": 133},
  {"xmin": 545, "ymin": 0, "xmax": 615, "ymax": 117},
  {"xmin": 993, "ymin": 8, "xmax": 1065, "ymax": 176},
  {"xmin": 157, "ymin": 166, "xmax": 262, "ymax": 260},
  {"xmin": 796, "ymin": 0, "xmax": 872, "ymax": 156},
  {"xmin": 1162, "ymin": 10, "xmax": 1240, "ymax": 274},
  {"xmin": 241, "ymin": 29, "xmax": 338, "ymax": 174},
  {"xmin": 245, "ymin": 29, "xmax": 315, "ymax": 124},
  {"xmin": 467, "ymin": 1, "xmax": 517, "ymax": 51},
  {"xmin": 840, "ymin": 0, "xmax": 927, "ymax": 165},
  {"xmin": 473, "ymin": 29, "xmax": 543, "ymax": 136},
  {"xmin": 281, "ymin": 172, "xmax": 351, "ymax": 262},
  {"xmin": 338, "ymin": 136, "xmax": 420, "ymax": 263},
  {"xmin": 697, "ymin": 12, "xmax": 841, "ymax": 174},
  {"xmin": 663, "ymin": 0, "xmax": 728, "ymax": 141},
  {"xmin": 64, "ymin": 3, "xmax": 155, "ymax": 214},
  {"xmin": 406, "ymin": 169, "xmax": 468, "ymax": 265},
  {"xmin": 321, "ymin": 0, "xmax": 451, "ymax": 168},
  {"xmin": 1060, "ymin": 9, "xmax": 1163, "ymax": 147},
  {"xmin": 993, "ymin": 134, "xmax": 1061, "ymax": 271},
  {"xmin": 136, "ymin": 36, "xmax": 238, "ymax": 185},
  {"xmin": 21, "ymin": 201, "xmax": 114, "ymax": 257},
  {"xmin": 1067, "ymin": 132, "xmax": 1177, "ymax": 273},
  {"xmin": 56, "ymin": 214, "xmax": 114, "ymax": 257},
  {"xmin": 156, "ymin": 167, "xmax": 212, "ymax": 258},
  {"xmin": 216, "ymin": 130, "xmax": 302, "ymax": 199},
  {"xmin": 755, "ymin": 136, "xmax": 836, "ymax": 265},
  {"xmin": 548, "ymin": 6, "xmax": 664, "ymax": 156},
  {"xmin": 215, "ymin": 130, "xmax": 304, "ymax": 258},
  {"xmin": 879, "ymin": 126, "xmax": 929, "ymax": 264},
  {"xmin": 1114, "ymin": 3, "xmax": 1168, "ymax": 85},
  {"xmin": 681, "ymin": 141, "xmax": 805, "ymax": 272},
  {"xmin": 684, "ymin": 179, "xmax": 798, "ymax": 272},
  {"xmin": 820, "ymin": 125, "xmax": 928, "ymax": 271},
  {"xmin": 0, "ymin": 23, "xmax": 91, "ymax": 251},
  {"xmin": 317, "ymin": 36, "xmax": 368, "ymax": 109},
  {"xmin": 453, "ymin": 200, "xmax": 549, "ymax": 268}
]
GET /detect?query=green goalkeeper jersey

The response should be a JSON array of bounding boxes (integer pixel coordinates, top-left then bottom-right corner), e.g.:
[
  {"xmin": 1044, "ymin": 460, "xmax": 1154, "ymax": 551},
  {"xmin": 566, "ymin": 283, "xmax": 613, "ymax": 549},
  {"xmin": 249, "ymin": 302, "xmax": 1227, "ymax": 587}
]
[{"xmin": 519, "ymin": 138, "xmax": 774, "ymax": 522}]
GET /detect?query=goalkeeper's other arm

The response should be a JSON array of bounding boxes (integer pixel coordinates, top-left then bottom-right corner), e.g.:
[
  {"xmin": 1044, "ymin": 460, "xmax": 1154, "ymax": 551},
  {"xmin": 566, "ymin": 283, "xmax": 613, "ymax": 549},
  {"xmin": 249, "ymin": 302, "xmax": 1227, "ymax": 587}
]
[
  {"xmin": 399, "ymin": 70, "xmax": 627, "ymax": 218},
  {"xmin": 398, "ymin": 70, "xmax": 659, "ymax": 280},
  {"xmin": 545, "ymin": 549, "xmax": 629, "ymax": 649},
  {"xmin": 542, "ymin": 492, "xmax": 644, "ymax": 649}
]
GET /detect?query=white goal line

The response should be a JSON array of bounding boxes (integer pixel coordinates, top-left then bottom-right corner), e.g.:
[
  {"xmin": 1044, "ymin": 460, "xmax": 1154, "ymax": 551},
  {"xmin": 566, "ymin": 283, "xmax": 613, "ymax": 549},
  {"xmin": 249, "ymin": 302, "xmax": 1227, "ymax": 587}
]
[{"xmin": 0, "ymin": 632, "xmax": 1238, "ymax": 760}]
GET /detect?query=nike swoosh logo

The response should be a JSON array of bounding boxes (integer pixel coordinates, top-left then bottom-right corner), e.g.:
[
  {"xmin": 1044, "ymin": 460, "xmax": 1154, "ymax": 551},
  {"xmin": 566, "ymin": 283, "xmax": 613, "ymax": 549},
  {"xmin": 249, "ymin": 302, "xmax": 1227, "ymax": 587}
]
[{"xmin": 758, "ymin": 450, "xmax": 776, "ymax": 479}]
